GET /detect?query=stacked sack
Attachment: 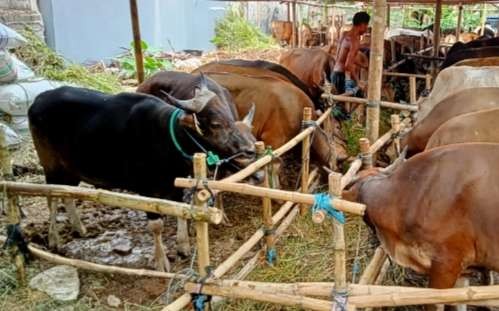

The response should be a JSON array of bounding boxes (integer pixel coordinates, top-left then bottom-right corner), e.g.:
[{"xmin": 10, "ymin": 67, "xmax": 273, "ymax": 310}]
[{"xmin": 0, "ymin": 23, "xmax": 64, "ymax": 149}]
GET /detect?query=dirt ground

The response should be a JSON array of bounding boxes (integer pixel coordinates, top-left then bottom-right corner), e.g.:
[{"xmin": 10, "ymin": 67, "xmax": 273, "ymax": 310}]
[{"xmin": 0, "ymin": 49, "xmax": 494, "ymax": 311}]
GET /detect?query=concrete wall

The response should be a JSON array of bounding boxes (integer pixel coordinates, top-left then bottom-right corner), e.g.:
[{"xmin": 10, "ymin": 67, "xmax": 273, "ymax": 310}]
[{"xmin": 38, "ymin": 0, "xmax": 226, "ymax": 63}]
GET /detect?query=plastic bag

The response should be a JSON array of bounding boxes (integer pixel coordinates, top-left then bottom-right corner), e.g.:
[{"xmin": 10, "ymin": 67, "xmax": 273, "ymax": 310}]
[
  {"xmin": 0, "ymin": 122, "xmax": 21, "ymax": 149},
  {"xmin": 0, "ymin": 51, "xmax": 17, "ymax": 84},
  {"xmin": 0, "ymin": 23, "xmax": 27, "ymax": 49}
]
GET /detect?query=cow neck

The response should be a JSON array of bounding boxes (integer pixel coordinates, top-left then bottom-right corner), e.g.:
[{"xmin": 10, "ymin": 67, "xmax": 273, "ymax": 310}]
[{"xmin": 168, "ymin": 108, "xmax": 195, "ymax": 160}]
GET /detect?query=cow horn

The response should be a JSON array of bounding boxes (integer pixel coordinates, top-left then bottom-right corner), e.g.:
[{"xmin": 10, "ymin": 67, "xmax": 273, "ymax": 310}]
[
  {"xmin": 380, "ymin": 146, "xmax": 407, "ymax": 175},
  {"xmin": 198, "ymin": 72, "xmax": 209, "ymax": 91},
  {"xmin": 160, "ymin": 88, "xmax": 216, "ymax": 113},
  {"xmin": 242, "ymin": 103, "xmax": 256, "ymax": 127}
]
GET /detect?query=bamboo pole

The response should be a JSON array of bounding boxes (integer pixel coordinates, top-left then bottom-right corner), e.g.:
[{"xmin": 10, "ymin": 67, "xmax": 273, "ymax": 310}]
[
  {"xmin": 5, "ymin": 194, "xmax": 26, "ymax": 285},
  {"xmin": 390, "ymin": 39, "xmax": 397, "ymax": 64},
  {"xmin": 480, "ymin": 3, "xmax": 487, "ymax": 36},
  {"xmin": 456, "ymin": 4, "xmax": 463, "ymax": 39},
  {"xmin": 340, "ymin": 159, "xmax": 362, "ymax": 190},
  {"xmin": 409, "ymin": 76, "xmax": 417, "ymax": 105},
  {"xmin": 292, "ymin": 0, "xmax": 298, "ymax": 47},
  {"xmin": 0, "ymin": 235, "xmax": 187, "ymax": 280},
  {"xmin": 359, "ymin": 138, "xmax": 372, "ymax": 169},
  {"xmin": 129, "ymin": 0, "xmax": 144, "ymax": 83},
  {"xmin": 175, "ymin": 178, "xmax": 366, "ymax": 216},
  {"xmin": 256, "ymin": 142, "xmax": 276, "ymax": 266},
  {"xmin": 301, "ymin": 107, "xmax": 312, "ymax": 216},
  {"xmin": 330, "ymin": 172, "xmax": 347, "ymax": 302},
  {"xmin": 455, "ymin": 277, "xmax": 470, "ymax": 311},
  {"xmin": 0, "ymin": 181, "xmax": 222, "ymax": 224},
  {"xmin": 324, "ymin": 94, "xmax": 418, "ymax": 112},
  {"xmin": 0, "ymin": 126, "xmax": 12, "ymax": 178},
  {"xmin": 391, "ymin": 114, "xmax": 401, "ymax": 156},
  {"xmin": 386, "ymin": 4, "xmax": 390, "ymax": 28},
  {"xmin": 366, "ymin": 0, "xmax": 387, "ymax": 144},
  {"xmin": 163, "ymin": 169, "xmax": 318, "ymax": 311},
  {"xmin": 369, "ymin": 117, "xmax": 411, "ymax": 155},
  {"xmin": 425, "ymin": 74, "xmax": 432, "ymax": 92},
  {"xmin": 358, "ymin": 247, "xmax": 388, "ymax": 285},
  {"xmin": 432, "ymin": 0, "xmax": 442, "ymax": 79},
  {"xmin": 193, "ymin": 153, "xmax": 210, "ymax": 277},
  {"xmin": 383, "ymin": 72, "xmax": 427, "ymax": 79}
]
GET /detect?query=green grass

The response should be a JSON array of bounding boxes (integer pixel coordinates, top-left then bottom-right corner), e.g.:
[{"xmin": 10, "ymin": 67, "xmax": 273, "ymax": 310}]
[{"xmin": 341, "ymin": 120, "xmax": 366, "ymax": 157}]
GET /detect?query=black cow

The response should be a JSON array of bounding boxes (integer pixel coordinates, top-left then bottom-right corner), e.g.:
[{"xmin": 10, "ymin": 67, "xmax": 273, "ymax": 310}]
[
  {"xmin": 29, "ymin": 73, "xmax": 257, "ymax": 271},
  {"xmin": 441, "ymin": 37, "xmax": 499, "ymax": 69}
]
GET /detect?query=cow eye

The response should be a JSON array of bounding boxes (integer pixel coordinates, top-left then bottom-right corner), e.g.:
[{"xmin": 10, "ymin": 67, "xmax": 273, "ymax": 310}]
[{"xmin": 210, "ymin": 122, "xmax": 223, "ymax": 129}]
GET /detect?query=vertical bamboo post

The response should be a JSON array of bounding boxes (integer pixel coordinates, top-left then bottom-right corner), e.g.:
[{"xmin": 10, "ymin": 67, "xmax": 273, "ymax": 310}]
[
  {"xmin": 432, "ymin": 0, "xmax": 442, "ymax": 79},
  {"xmin": 386, "ymin": 4, "xmax": 390, "ymax": 28},
  {"xmin": 456, "ymin": 4, "xmax": 463, "ymax": 40},
  {"xmin": 480, "ymin": 4, "xmax": 487, "ymax": 36},
  {"xmin": 425, "ymin": 74, "xmax": 432, "ymax": 93},
  {"xmin": 0, "ymin": 126, "xmax": 12, "ymax": 178},
  {"xmin": 6, "ymin": 193, "xmax": 26, "ymax": 285},
  {"xmin": 129, "ymin": 0, "xmax": 145, "ymax": 84},
  {"xmin": 330, "ymin": 172, "xmax": 347, "ymax": 299},
  {"xmin": 390, "ymin": 39, "xmax": 396, "ymax": 64},
  {"xmin": 300, "ymin": 107, "xmax": 312, "ymax": 216},
  {"xmin": 292, "ymin": 0, "xmax": 298, "ymax": 47},
  {"xmin": 455, "ymin": 277, "xmax": 469, "ymax": 311},
  {"xmin": 391, "ymin": 114, "xmax": 401, "ymax": 156},
  {"xmin": 359, "ymin": 138, "xmax": 372, "ymax": 170},
  {"xmin": 193, "ymin": 153, "xmax": 210, "ymax": 277},
  {"xmin": 366, "ymin": 0, "xmax": 386, "ymax": 145},
  {"xmin": 255, "ymin": 142, "xmax": 276, "ymax": 266},
  {"xmin": 287, "ymin": 2, "xmax": 291, "ymax": 21},
  {"xmin": 409, "ymin": 76, "xmax": 417, "ymax": 105}
]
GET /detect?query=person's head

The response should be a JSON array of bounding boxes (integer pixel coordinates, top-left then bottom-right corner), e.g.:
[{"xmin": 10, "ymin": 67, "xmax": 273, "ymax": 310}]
[{"xmin": 353, "ymin": 12, "xmax": 370, "ymax": 35}]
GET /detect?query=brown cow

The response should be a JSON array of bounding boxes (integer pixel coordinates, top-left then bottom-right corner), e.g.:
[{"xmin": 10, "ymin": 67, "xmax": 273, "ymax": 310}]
[
  {"xmin": 425, "ymin": 108, "xmax": 499, "ymax": 150},
  {"xmin": 271, "ymin": 20, "xmax": 293, "ymax": 46},
  {"xmin": 401, "ymin": 87, "xmax": 499, "ymax": 156},
  {"xmin": 343, "ymin": 143, "xmax": 499, "ymax": 294},
  {"xmin": 279, "ymin": 48, "xmax": 334, "ymax": 99}
]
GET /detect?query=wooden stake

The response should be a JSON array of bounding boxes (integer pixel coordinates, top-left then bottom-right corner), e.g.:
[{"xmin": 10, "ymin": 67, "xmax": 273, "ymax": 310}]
[
  {"xmin": 0, "ymin": 182, "xmax": 221, "ymax": 224},
  {"xmin": 301, "ymin": 107, "xmax": 312, "ymax": 216},
  {"xmin": 175, "ymin": 178, "xmax": 366, "ymax": 216},
  {"xmin": 330, "ymin": 173, "xmax": 347, "ymax": 297},
  {"xmin": 366, "ymin": 0, "xmax": 387, "ymax": 144},
  {"xmin": 0, "ymin": 126, "xmax": 12, "ymax": 178},
  {"xmin": 425, "ymin": 74, "xmax": 432, "ymax": 92},
  {"xmin": 193, "ymin": 153, "xmax": 210, "ymax": 277},
  {"xmin": 129, "ymin": 0, "xmax": 145, "ymax": 84},
  {"xmin": 359, "ymin": 247, "xmax": 388, "ymax": 285},
  {"xmin": 256, "ymin": 142, "xmax": 276, "ymax": 265},
  {"xmin": 480, "ymin": 3, "xmax": 487, "ymax": 36},
  {"xmin": 409, "ymin": 76, "xmax": 417, "ymax": 105},
  {"xmin": 391, "ymin": 114, "xmax": 401, "ymax": 156}
]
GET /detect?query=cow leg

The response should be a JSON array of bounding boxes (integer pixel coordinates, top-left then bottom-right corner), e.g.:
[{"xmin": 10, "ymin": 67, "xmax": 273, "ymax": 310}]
[
  {"xmin": 147, "ymin": 218, "xmax": 170, "ymax": 272},
  {"xmin": 427, "ymin": 258, "xmax": 462, "ymax": 311},
  {"xmin": 63, "ymin": 198, "xmax": 87, "ymax": 237},
  {"xmin": 176, "ymin": 218, "xmax": 191, "ymax": 257},
  {"xmin": 47, "ymin": 196, "xmax": 61, "ymax": 249}
]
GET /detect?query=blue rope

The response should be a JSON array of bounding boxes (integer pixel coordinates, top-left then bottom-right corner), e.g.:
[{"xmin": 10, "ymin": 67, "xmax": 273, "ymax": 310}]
[
  {"xmin": 311, "ymin": 193, "xmax": 345, "ymax": 224},
  {"xmin": 266, "ymin": 247, "xmax": 277, "ymax": 265},
  {"xmin": 192, "ymin": 294, "xmax": 210, "ymax": 311}
]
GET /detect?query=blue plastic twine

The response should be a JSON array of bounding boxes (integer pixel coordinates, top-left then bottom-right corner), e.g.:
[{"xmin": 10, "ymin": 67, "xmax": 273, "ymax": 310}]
[
  {"xmin": 192, "ymin": 294, "xmax": 210, "ymax": 311},
  {"xmin": 311, "ymin": 193, "xmax": 345, "ymax": 224},
  {"xmin": 266, "ymin": 247, "xmax": 277, "ymax": 265}
]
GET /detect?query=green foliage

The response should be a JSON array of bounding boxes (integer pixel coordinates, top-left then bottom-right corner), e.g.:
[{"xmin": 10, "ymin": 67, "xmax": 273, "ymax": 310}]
[
  {"xmin": 341, "ymin": 119, "xmax": 366, "ymax": 157},
  {"xmin": 117, "ymin": 40, "xmax": 172, "ymax": 79},
  {"xmin": 212, "ymin": 6, "xmax": 277, "ymax": 51},
  {"xmin": 14, "ymin": 28, "xmax": 122, "ymax": 94}
]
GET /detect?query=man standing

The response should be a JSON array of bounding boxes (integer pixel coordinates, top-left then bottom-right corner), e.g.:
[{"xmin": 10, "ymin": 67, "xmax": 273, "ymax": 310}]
[{"xmin": 332, "ymin": 12, "xmax": 370, "ymax": 96}]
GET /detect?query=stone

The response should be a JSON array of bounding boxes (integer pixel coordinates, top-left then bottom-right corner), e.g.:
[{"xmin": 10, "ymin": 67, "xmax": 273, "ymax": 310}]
[
  {"xmin": 107, "ymin": 295, "xmax": 121, "ymax": 308},
  {"xmin": 111, "ymin": 236, "xmax": 133, "ymax": 255},
  {"xmin": 29, "ymin": 265, "xmax": 79, "ymax": 301}
]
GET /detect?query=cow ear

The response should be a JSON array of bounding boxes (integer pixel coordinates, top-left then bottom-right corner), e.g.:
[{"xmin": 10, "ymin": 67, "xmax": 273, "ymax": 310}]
[{"xmin": 178, "ymin": 113, "xmax": 203, "ymax": 136}]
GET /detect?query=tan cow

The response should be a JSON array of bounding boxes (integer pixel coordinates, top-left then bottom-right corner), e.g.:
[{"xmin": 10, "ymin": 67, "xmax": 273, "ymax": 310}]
[{"xmin": 426, "ymin": 108, "xmax": 499, "ymax": 150}]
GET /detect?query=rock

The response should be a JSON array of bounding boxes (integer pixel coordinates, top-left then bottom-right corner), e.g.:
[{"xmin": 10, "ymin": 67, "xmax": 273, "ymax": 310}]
[
  {"xmin": 29, "ymin": 265, "xmax": 79, "ymax": 301},
  {"xmin": 107, "ymin": 295, "xmax": 121, "ymax": 308},
  {"xmin": 111, "ymin": 236, "xmax": 132, "ymax": 254}
]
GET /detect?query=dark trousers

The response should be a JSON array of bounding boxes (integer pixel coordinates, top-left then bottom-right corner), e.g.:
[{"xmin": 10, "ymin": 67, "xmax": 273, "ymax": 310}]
[{"xmin": 331, "ymin": 71, "xmax": 345, "ymax": 95}]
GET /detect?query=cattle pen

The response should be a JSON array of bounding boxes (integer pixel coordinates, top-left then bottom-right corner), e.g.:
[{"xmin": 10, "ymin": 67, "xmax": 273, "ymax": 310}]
[{"xmin": 2, "ymin": 0, "xmax": 499, "ymax": 310}]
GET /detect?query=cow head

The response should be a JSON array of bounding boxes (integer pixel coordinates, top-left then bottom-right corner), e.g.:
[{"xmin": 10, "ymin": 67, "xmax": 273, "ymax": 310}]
[{"xmin": 162, "ymin": 73, "xmax": 257, "ymax": 168}]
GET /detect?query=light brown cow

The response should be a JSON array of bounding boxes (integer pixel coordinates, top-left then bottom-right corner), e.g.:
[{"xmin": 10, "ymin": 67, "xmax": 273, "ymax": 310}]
[
  {"xmin": 425, "ymin": 108, "xmax": 499, "ymax": 150},
  {"xmin": 343, "ymin": 143, "xmax": 499, "ymax": 293},
  {"xmin": 402, "ymin": 87, "xmax": 499, "ymax": 156},
  {"xmin": 271, "ymin": 20, "xmax": 293, "ymax": 46}
]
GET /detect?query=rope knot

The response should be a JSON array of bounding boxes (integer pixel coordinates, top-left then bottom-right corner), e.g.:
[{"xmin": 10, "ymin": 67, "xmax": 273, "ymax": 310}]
[
  {"xmin": 265, "ymin": 247, "xmax": 277, "ymax": 265},
  {"xmin": 331, "ymin": 289, "xmax": 349, "ymax": 311},
  {"xmin": 311, "ymin": 193, "xmax": 345, "ymax": 224},
  {"xmin": 301, "ymin": 120, "xmax": 316, "ymax": 130}
]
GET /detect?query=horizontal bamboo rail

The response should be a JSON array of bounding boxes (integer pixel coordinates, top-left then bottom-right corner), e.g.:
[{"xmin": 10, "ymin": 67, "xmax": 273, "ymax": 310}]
[
  {"xmin": 0, "ymin": 181, "xmax": 222, "ymax": 224},
  {"xmin": 383, "ymin": 72, "xmax": 429, "ymax": 79},
  {"xmin": 323, "ymin": 94, "xmax": 418, "ymax": 112},
  {"xmin": 0, "ymin": 235, "xmax": 186, "ymax": 280},
  {"xmin": 174, "ymin": 178, "xmax": 366, "ymax": 216},
  {"xmin": 368, "ymin": 118, "xmax": 411, "ymax": 154}
]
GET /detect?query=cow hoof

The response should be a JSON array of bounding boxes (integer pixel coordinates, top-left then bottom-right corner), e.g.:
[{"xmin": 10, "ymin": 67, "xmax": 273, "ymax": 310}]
[
  {"xmin": 155, "ymin": 252, "xmax": 171, "ymax": 272},
  {"xmin": 71, "ymin": 220, "xmax": 87, "ymax": 237},
  {"xmin": 177, "ymin": 245, "xmax": 191, "ymax": 259}
]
